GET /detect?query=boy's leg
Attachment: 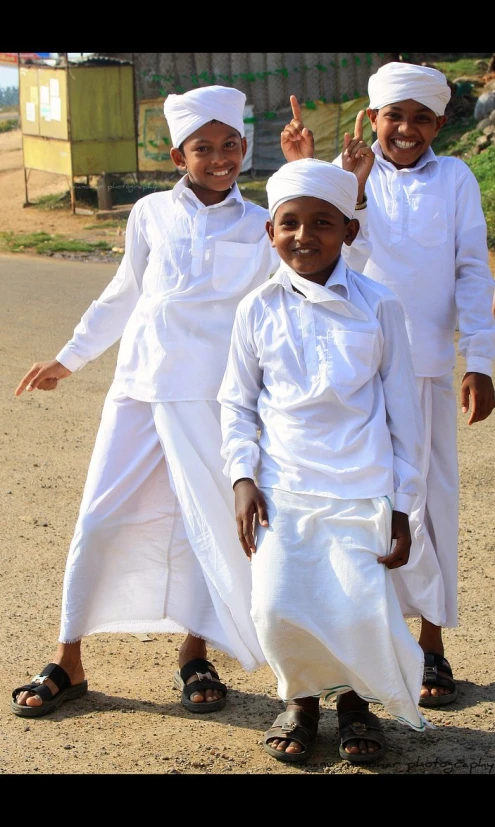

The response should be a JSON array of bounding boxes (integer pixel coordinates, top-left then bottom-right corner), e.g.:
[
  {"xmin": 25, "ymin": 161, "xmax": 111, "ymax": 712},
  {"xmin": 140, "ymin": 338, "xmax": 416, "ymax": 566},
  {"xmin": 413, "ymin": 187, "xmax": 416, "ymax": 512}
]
[{"xmin": 418, "ymin": 374, "xmax": 458, "ymax": 703}]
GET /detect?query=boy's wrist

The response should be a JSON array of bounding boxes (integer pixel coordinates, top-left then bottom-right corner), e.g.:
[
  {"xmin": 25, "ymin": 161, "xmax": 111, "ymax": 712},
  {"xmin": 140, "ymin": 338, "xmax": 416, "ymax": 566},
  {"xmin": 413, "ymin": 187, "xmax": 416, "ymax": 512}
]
[{"xmin": 354, "ymin": 193, "xmax": 367, "ymax": 211}]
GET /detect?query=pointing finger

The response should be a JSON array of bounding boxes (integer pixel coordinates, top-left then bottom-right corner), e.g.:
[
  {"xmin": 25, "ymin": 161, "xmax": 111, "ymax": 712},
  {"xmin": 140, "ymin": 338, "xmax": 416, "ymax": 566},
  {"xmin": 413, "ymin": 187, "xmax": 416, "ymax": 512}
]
[
  {"xmin": 354, "ymin": 110, "xmax": 365, "ymax": 140},
  {"xmin": 290, "ymin": 95, "xmax": 302, "ymax": 122}
]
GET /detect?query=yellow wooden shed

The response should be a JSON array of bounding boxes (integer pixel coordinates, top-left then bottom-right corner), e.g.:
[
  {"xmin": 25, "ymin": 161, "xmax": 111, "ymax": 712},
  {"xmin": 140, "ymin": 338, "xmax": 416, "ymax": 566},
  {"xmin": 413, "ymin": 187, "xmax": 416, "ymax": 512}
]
[{"xmin": 19, "ymin": 58, "xmax": 137, "ymax": 212}]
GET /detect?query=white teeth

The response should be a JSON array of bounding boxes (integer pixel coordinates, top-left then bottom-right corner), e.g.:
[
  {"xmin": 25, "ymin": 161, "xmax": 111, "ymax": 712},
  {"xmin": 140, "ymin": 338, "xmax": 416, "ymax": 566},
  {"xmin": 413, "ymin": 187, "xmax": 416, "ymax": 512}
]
[
  {"xmin": 212, "ymin": 170, "xmax": 230, "ymax": 176},
  {"xmin": 296, "ymin": 249, "xmax": 312, "ymax": 254},
  {"xmin": 394, "ymin": 140, "xmax": 416, "ymax": 149}
]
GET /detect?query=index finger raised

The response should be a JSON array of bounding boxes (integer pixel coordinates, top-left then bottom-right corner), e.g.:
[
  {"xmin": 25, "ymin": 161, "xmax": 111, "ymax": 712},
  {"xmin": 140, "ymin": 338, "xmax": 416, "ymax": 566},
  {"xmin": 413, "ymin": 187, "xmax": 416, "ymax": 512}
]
[
  {"xmin": 290, "ymin": 95, "xmax": 302, "ymax": 122},
  {"xmin": 354, "ymin": 110, "xmax": 365, "ymax": 140}
]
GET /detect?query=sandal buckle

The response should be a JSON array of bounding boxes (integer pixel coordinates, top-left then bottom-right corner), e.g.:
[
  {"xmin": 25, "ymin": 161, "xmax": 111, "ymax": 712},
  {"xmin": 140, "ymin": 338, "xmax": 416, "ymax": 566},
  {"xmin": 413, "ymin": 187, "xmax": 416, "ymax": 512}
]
[
  {"xmin": 196, "ymin": 671, "xmax": 212, "ymax": 681},
  {"xmin": 350, "ymin": 721, "xmax": 367, "ymax": 736},
  {"xmin": 32, "ymin": 674, "xmax": 49, "ymax": 685}
]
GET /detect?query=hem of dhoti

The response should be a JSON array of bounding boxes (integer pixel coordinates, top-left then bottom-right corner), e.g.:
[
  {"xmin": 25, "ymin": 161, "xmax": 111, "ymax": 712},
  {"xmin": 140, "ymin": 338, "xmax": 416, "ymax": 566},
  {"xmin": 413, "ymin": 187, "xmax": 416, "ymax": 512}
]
[
  {"xmin": 60, "ymin": 618, "xmax": 265, "ymax": 672},
  {"xmin": 284, "ymin": 684, "xmax": 434, "ymax": 731}
]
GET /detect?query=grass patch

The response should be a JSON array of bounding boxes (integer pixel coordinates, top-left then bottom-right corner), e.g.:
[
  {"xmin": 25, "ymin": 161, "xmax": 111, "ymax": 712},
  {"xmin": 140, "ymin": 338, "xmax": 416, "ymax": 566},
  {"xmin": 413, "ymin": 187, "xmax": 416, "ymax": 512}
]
[
  {"xmin": 0, "ymin": 118, "xmax": 19, "ymax": 133},
  {"xmin": 464, "ymin": 146, "xmax": 495, "ymax": 249},
  {"xmin": 0, "ymin": 231, "xmax": 111, "ymax": 255}
]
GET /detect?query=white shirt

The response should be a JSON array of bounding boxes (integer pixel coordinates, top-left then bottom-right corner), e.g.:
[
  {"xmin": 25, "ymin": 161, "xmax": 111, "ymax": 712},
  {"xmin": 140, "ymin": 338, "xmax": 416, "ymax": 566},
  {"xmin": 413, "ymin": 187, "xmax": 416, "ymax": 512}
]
[
  {"xmin": 218, "ymin": 258, "xmax": 424, "ymax": 515},
  {"xmin": 335, "ymin": 144, "xmax": 495, "ymax": 378},
  {"xmin": 56, "ymin": 177, "xmax": 280, "ymax": 402}
]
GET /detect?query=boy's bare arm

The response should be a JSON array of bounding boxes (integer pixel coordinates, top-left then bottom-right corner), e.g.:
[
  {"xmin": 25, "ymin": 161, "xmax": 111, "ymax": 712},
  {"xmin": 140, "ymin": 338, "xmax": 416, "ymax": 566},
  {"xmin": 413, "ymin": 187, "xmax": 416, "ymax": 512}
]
[
  {"xmin": 15, "ymin": 359, "xmax": 72, "ymax": 396},
  {"xmin": 377, "ymin": 510, "xmax": 411, "ymax": 569},
  {"xmin": 461, "ymin": 372, "xmax": 495, "ymax": 425},
  {"xmin": 280, "ymin": 95, "xmax": 315, "ymax": 162},
  {"xmin": 233, "ymin": 478, "xmax": 269, "ymax": 560}
]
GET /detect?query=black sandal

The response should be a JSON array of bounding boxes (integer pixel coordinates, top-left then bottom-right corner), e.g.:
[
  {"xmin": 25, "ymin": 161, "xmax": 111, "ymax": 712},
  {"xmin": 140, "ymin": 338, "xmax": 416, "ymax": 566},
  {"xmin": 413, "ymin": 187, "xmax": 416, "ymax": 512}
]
[
  {"xmin": 338, "ymin": 708, "xmax": 387, "ymax": 764},
  {"xmin": 173, "ymin": 657, "xmax": 228, "ymax": 713},
  {"xmin": 418, "ymin": 652, "xmax": 458, "ymax": 707},
  {"xmin": 263, "ymin": 706, "xmax": 319, "ymax": 763},
  {"xmin": 11, "ymin": 663, "xmax": 88, "ymax": 718}
]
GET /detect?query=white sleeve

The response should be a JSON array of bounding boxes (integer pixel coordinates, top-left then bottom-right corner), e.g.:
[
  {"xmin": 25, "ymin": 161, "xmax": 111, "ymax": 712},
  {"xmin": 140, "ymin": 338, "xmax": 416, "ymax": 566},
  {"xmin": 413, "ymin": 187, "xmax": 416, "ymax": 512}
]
[
  {"xmin": 377, "ymin": 294, "xmax": 425, "ymax": 515},
  {"xmin": 454, "ymin": 164, "xmax": 495, "ymax": 378},
  {"xmin": 55, "ymin": 202, "xmax": 149, "ymax": 372},
  {"xmin": 217, "ymin": 301, "xmax": 263, "ymax": 487},
  {"xmin": 333, "ymin": 151, "xmax": 372, "ymax": 274}
]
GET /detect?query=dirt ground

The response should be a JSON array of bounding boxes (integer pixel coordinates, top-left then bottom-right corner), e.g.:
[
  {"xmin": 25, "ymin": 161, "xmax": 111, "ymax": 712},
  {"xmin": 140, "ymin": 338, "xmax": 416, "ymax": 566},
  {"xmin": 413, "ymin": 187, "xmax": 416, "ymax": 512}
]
[{"xmin": 1, "ymin": 129, "xmax": 495, "ymax": 777}]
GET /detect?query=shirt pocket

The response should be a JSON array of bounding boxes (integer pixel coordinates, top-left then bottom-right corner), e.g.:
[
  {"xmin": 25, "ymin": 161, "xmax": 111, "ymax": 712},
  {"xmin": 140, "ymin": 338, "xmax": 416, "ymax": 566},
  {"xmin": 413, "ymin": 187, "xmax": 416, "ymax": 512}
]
[
  {"xmin": 326, "ymin": 330, "xmax": 376, "ymax": 389},
  {"xmin": 407, "ymin": 194, "xmax": 448, "ymax": 248},
  {"xmin": 212, "ymin": 240, "xmax": 257, "ymax": 293}
]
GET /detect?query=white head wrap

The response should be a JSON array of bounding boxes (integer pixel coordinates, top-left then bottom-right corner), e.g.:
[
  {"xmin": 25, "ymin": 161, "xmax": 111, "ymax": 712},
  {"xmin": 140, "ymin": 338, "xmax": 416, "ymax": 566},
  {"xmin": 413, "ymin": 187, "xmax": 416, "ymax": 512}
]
[
  {"xmin": 266, "ymin": 158, "xmax": 358, "ymax": 220},
  {"xmin": 163, "ymin": 85, "xmax": 246, "ymax": 148},
  {"xmin": 368, "ymin": 62, "xmax": 451, "ymax": 116}
]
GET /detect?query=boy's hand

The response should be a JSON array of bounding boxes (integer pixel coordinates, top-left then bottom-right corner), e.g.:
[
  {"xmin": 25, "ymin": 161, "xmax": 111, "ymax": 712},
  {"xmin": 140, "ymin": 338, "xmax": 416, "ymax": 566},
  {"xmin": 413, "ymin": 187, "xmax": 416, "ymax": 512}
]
[
  {"xmin": 15, "ymin": 360, "xmax": 72, "ymax": 396},
  {"xmin": 377, "ymin": 510, "xmax": 411, "ymax": 569},
  {"xmin": 281, "ymin": 95, "xmax": 315, "ymax": 162},
  {"xmin": 461, "ymin": 372, "xmax": 495, "ymax": 425},
  {"xmin": 233, "ymin": 478, "xmax": 269, "ymax": 560},
  {"xmin": 342, "ymin": 110, "xmax": 375, "ymax": 201}
]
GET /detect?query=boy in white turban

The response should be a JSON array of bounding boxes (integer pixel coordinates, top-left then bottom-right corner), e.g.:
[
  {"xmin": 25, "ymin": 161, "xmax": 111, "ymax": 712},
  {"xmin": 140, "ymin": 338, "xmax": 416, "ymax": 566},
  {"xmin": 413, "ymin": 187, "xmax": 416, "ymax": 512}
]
[
  {"xmin": 332, "ymin": 61, "xmax": 495, "ymax": 708},
  {"xmin": 11, "ymin": 86, "xmax": 315, "ymax": 719},
  {"xmin": 218, "ymin": 158, "xmax": 430, "ymax": 764}
]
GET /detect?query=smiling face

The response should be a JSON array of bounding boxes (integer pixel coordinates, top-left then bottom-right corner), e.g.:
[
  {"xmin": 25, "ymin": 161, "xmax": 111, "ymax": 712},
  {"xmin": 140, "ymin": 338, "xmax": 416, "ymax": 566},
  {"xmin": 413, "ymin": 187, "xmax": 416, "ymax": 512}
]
[
  {"xmin": 267, "ymin": 196, "xmax": 359, "ymax": 286},
  {"xmin": 170, "ymin": 120, "xmax": 247, "ymax": 206},
  {"xmin": 367, "ymin": 99, "xmax": 447, "ymax": 169}
]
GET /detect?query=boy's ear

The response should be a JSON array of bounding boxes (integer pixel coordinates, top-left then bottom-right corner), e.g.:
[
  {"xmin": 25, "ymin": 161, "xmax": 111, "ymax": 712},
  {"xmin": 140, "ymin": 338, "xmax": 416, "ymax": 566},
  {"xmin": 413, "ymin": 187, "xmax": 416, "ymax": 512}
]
[
  {"xmin": 435, "ymin": 114, "xmax": 448, "ymax": 136},
  {"xmin": 266, "ymin": 219, "xmax": 276, "ymax": 246},
  {"xmin": 366, "ymin": 108, "xmax": 378, "ymax": 132},
  {"xmin": 170, "ymin": 147, "xmax": 187, "ymax": 171},
  {"xmin": 344, "ymin": 218, "xmax": 360, "ymax": 246}
]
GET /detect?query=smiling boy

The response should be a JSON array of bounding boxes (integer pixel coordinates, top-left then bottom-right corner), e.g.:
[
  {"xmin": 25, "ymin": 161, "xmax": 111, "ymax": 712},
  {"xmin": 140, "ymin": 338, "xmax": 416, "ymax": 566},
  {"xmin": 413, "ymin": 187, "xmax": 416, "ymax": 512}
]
[{"xmin": 218, "ymin": 158, "xmax": 430, "ymax": 764}]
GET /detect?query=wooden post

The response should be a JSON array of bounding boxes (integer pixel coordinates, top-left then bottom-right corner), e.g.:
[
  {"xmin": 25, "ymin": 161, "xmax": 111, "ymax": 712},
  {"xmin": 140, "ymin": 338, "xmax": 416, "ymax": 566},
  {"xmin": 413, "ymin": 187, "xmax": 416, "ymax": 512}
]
[{"xmin": 97, "ymin": 174, "xmax": 113, "ymax": 211}]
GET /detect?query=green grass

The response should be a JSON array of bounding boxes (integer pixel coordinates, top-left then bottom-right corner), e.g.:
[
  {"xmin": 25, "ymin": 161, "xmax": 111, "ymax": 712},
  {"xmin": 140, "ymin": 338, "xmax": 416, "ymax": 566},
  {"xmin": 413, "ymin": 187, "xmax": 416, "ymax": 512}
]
[
  {"xmin": 0, "ymin": 231, "xmax": 111, "ymax": 255},
  {"xmin": 0, "ymin": 118, "xmax": 19, "ymax": 133}
]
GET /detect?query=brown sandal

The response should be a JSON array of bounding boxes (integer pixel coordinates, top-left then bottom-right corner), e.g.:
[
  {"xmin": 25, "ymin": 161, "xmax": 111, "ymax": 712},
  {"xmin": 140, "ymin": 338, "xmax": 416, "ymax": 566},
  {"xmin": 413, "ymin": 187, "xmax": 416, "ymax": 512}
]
[
  {"xmin": 263, "ymin": 706, "xmax": 319, "ymax": 763},
  {"xmin": 338, "ymin": 708, "xmax": 387, "ymax": 764}
]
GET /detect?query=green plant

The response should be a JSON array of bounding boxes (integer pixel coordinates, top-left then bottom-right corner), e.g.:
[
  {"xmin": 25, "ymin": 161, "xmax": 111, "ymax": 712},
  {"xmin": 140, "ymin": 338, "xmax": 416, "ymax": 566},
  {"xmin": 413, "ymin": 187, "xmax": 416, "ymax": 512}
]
[{"xmin": 0, "ymin": 118, "xmax": 19, "ymax": 133}]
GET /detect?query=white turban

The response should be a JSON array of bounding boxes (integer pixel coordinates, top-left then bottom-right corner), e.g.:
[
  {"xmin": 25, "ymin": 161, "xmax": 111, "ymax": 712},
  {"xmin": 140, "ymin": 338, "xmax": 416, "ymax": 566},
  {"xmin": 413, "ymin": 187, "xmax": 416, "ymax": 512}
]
[
  {"xmin": 368, "ymin": 62, "xmax": 451, "ymax": 116},
  {"xmin": 163, "ymin": 85, "xmax": 246, "ymax": 148},
  {"xmin": 266, "ymin": 158, "xmax": 358, "ymax": 220}
]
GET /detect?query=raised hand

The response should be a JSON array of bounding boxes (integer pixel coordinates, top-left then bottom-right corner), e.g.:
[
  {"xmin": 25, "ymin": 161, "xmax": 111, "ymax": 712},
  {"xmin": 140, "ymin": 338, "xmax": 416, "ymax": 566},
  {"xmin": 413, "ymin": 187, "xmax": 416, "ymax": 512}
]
[
  {"xmin": 15, "ymin": 359, "xmax": 72, "ymax": 396},
  {"xmin": 281, "ymin": 95, "xmax": 315, "ymax": 162},
  {"xmin": 342, "ymin": 110, "xmax": 375, "ymax": 197}
]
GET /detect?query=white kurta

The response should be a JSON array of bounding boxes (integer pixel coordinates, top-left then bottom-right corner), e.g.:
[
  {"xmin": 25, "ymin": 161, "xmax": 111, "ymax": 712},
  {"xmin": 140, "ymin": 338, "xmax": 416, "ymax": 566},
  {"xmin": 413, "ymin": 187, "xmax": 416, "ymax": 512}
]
[
  {"xmin": 337, "ymin": 144, "xmax": 495, "ymax": 627},
  {"xmin": 219, "ymin": 261, "xmax": 429, "ymax": 727}
]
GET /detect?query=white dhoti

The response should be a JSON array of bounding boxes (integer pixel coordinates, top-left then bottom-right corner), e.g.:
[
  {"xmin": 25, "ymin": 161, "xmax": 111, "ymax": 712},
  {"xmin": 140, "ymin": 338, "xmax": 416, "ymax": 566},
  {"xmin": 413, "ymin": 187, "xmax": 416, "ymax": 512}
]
[
  {"xmin": 59, "ymin": 384, "xmax": 265, "ymax": 671},
  {"xmin": 251, "ymin": 488, "xmax": 429, "ymax": 731},
  {"xmin": 392, "ymin": 374, "xmax": 459, "ymax": 628}
]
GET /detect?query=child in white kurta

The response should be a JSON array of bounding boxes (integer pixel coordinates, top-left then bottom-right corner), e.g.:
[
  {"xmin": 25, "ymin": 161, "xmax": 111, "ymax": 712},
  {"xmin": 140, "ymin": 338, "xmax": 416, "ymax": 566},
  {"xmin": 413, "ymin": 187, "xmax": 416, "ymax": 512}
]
[
  {"xmin": 218, "ymin": 158, "xmax": 430, "ymax": 765},
  {"xmin": 11, "ymin": 85, "xmax": 296, "ymax": 719},
  {"xmin": 334, "ymin": 62, "xmax": 495, "ymax": 707}
]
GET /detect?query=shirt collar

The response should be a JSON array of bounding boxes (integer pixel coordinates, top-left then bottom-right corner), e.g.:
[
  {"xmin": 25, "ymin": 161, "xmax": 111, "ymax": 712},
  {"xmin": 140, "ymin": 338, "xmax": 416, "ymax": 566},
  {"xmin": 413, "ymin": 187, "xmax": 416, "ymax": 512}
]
[
  {"xmin": 172, "ymin": 174, "xmax": 246, "ymax": 213},
  {"xmin": 272, "ymin": 258, "xmax": 367, "ymax": 320},
  {"xmin": 372, "ymin": 139, "xmax": 438, "ymax": 172}
]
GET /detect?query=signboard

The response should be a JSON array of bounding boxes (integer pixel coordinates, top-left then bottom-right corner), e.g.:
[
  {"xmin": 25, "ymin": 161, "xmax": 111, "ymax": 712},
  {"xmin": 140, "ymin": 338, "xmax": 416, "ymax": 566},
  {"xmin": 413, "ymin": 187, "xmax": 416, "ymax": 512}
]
[{"xmin": 0, "ymin": 53, "xmax": 51, "ymax": 66}]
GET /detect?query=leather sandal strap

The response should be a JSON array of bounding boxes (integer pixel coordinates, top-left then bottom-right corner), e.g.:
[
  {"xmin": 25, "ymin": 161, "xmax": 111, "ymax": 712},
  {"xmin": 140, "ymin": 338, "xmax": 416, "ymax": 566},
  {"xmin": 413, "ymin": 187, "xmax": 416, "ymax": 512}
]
[
  {"xmin": 179, "ymin": 658, "xmax": 220, "ymax": 684},
  {"xmin": 12, "ymin": 662, "xmax": 71, "ymax": 701},
  {"xmin": 265, "ymin": 707, "xmax": 319, "ymax": 749}
]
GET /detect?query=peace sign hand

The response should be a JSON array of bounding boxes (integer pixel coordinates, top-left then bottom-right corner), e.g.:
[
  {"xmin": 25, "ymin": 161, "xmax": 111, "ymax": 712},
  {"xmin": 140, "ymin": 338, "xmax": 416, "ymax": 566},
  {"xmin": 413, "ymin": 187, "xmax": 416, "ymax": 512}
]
[
  {"xmin": 342, "ymin": 110, "xmax": 374, "ymax": 196},
  {"xmin": 281, "ymin": 95, "xmax": 315, "ymax": 162}
]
